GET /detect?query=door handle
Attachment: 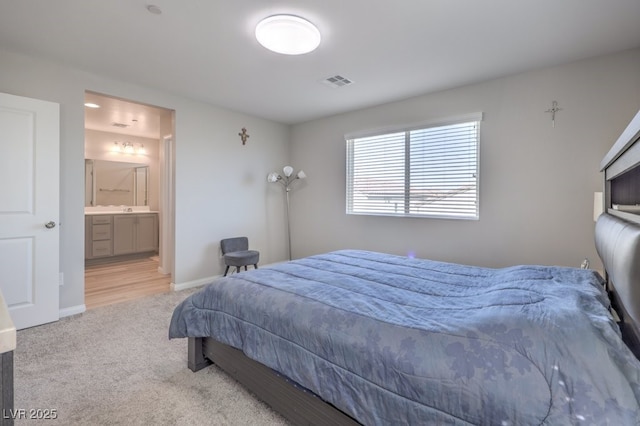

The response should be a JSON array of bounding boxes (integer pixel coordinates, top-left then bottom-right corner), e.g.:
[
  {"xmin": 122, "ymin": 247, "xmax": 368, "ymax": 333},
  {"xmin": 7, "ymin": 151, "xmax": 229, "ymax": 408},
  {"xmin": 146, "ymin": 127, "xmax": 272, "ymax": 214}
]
[{"xmin": 45, "ymin": 221, "xmax": 56, "ymax": 229}]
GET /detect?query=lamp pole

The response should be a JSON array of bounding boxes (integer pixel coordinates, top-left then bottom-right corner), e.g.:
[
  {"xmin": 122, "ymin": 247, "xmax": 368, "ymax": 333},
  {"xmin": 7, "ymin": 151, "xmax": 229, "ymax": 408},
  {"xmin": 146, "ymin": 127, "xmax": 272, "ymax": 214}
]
[
  {"xmin": 285, "ymin": 186, "xmax": 292, "ymax": 261},
  {"xmin": 267, "ymin": 166, "xmax": 306, "ymax": 261}
]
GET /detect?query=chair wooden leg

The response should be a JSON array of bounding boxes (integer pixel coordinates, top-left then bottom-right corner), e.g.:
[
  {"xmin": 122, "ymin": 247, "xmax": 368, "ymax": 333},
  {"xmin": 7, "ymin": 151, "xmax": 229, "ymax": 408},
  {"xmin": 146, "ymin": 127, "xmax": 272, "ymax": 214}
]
[
  {"xmin": 244, "ymin": 265, "xmax": 248, "ymax": 271},
  {"xmin": 254, "ymin": 264, "xmax": 258, "ymax": 269},
  {"xmin": 236, "ymin": 266, "xmax": 241, "ymax": 273},
  {"xmin": 224, "ymin": 265, "xmax": 230, "ymax": 277}
]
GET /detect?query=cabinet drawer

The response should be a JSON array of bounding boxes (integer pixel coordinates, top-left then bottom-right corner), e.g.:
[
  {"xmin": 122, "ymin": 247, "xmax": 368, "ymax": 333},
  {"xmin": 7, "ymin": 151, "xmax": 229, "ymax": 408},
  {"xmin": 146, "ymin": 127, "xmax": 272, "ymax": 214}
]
[
  {"xmin": 92, "ymin": 215, "xmax": 112, "ymax": 225},
  {"xmin": 92, "ymin": 224, "xmax": 112, "ymax": 240},
  {"xmin": 92, "ymin": 240, "xmax": 112, "ymax": 257}
]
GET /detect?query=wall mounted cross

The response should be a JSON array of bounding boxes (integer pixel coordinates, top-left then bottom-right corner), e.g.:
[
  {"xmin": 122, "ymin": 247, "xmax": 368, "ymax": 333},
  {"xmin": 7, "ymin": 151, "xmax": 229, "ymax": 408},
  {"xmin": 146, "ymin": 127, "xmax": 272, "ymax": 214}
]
[
  {"xmin": 238, "ymin": 127, "xmax": 250, "ymax": 145},
  {"xmin": 545, "ymin": 101, "xmax": 562, "ymax": 128}
]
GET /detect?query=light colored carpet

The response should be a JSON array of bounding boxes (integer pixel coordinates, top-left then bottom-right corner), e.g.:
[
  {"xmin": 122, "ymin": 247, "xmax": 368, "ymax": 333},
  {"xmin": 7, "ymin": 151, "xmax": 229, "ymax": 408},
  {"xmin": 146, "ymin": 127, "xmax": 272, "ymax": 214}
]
[{"xmin": 14, "ymin": 288, "xmax": 290, "ymax": 425}]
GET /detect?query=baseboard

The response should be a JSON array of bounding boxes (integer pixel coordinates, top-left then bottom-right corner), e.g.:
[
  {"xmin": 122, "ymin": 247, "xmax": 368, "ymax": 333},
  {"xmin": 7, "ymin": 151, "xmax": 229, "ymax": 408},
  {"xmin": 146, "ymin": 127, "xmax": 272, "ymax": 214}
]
[
  {"xmin": 170, "ymin": 262, "xmax": 285, "ymax": 292},
  {"xmin": 85, "ymin": 251, "xmax": 157, "ymax": 267},
  {"xmin": 171, "ymin": 276, "xmax": 218, "ymax": 292},
  {"xmin": 59, "ymin": 304, "xmax": 86, "ymax": 318}
]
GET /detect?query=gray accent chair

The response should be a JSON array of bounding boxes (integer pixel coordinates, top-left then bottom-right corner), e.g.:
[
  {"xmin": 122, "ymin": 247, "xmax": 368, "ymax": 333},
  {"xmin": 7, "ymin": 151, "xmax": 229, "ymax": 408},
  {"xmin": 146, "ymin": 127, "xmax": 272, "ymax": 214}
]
[{"xmin": 220, "ymin": 237, "xmax": 259, "ymax": 276}]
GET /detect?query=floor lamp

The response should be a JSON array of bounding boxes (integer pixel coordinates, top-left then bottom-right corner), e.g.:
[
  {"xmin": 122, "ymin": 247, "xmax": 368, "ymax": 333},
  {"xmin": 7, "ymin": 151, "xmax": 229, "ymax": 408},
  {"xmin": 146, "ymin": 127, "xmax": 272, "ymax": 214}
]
[{"xmin": 267, "ymin": 166, "xmax": 306, "ymax": 260}]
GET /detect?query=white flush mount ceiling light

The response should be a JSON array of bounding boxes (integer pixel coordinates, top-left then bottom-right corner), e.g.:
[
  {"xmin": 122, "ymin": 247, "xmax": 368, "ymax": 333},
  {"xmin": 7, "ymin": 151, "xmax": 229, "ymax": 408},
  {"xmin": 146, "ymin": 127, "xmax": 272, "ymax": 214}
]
[{"xmin": 255, "ymin": 14, "xmax": 321, "ymax": 55}]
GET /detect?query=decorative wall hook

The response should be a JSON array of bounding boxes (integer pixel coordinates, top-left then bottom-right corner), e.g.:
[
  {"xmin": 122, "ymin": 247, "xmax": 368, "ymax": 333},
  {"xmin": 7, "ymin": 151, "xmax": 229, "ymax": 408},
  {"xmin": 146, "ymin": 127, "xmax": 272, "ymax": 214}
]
[
  {"xmin": 238, "ymin": 127, "xmax": 250, "ymax": 145},
  {"xmin": 545, "ymin": 101, "xmax": 562, "ymax": 128}
]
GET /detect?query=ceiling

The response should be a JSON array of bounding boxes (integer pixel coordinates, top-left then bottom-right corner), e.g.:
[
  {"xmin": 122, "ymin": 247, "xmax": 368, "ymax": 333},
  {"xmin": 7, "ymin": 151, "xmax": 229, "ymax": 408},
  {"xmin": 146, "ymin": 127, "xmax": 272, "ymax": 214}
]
[
  {"xmin": 1, "ymin": 1, "xmax": 640, "ymax": 129},
  {"xmin": 84, "ymin": 92, "xmax": 167, "ymax": 139}
]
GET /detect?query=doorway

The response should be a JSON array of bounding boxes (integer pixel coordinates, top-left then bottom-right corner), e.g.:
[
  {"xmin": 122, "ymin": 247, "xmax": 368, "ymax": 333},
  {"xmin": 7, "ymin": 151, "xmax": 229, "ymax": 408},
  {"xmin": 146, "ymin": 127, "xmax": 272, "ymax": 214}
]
[{"xmin": 83, "ymin": 91, "xmax": 175, "ymax": 309}]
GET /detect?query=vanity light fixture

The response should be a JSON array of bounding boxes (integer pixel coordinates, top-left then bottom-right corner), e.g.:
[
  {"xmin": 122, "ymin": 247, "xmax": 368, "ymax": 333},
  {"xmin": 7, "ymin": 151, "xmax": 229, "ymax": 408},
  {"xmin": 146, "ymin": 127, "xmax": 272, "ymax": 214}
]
[
  {"xmin": 255, "ymin": 14, "xmax": 321, "ymax": 55},
  {"xmin": 113, "ymin": 141, "xmax": 145, "ymax": 154},
  {"xmin": 84, "ymin": 102, "xmax": 100, "ymax": 108}
]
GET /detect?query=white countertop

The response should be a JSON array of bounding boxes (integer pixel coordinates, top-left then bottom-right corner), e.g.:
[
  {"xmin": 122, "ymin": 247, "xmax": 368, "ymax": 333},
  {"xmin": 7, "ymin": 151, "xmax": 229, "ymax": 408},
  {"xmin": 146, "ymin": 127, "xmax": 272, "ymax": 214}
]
[
  {"xmin": 0, "ymin": 291, "xmax": 16, "ymax": 354},
  {"xmin": 85, "ymin": 206, "xmax": 158, "ymax": 215},
  {"xmin": 85, "ymin": 211, "xmax": 159, "ymax": 215}
]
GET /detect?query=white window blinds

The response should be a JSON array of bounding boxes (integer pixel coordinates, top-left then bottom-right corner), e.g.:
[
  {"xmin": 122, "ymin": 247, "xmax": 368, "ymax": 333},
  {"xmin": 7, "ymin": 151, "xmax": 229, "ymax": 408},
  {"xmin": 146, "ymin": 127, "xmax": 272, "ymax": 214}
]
[{"xmin": 346, "ymin": 115, "xmax": 481, "ymax": 219}]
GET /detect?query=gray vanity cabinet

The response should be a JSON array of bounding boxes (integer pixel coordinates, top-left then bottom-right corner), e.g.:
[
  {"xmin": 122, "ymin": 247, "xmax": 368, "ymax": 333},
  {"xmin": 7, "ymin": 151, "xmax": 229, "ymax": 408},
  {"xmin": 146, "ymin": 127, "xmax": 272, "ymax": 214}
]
[
  {"xmin": 113, "ymin": 214, "xmax": 158, "ymax": 255},
  {"xmin": 85, "ymin": 213, "xmax": 158, "ymax": 260},
  {"xmin": 86, "ymin": 215, "xmax": 113, "ymax": 259}
]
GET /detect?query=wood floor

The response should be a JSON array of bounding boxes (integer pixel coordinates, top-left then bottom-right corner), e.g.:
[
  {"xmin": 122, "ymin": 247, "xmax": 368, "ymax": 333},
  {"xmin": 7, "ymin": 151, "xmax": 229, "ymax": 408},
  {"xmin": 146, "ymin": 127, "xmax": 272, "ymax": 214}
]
[{"xmin": 85, "ymin": 255, "xmax": 171, "ymax": 309}]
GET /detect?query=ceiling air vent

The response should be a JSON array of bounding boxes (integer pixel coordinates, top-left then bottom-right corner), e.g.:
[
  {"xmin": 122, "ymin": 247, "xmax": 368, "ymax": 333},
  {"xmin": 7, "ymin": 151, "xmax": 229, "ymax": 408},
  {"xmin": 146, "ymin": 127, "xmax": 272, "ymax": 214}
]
[
  {"xmin": 321, "ymin": 75, "xmax": 354, "ymax": 88},
  {"xmin": 111, "ymin": 122, "xmax": 130, "ymax": 128}
]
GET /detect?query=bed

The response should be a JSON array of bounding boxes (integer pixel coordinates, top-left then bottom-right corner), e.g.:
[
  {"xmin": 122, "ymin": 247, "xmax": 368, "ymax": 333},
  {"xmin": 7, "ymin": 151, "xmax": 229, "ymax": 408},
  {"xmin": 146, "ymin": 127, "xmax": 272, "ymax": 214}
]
[
  {"xmin": 169, "ymin": 247, "xmax": 640, "ymax": 425},
  {"xmin": 170, "ymin": 111, "xmax": 640, "ymax": 425}
]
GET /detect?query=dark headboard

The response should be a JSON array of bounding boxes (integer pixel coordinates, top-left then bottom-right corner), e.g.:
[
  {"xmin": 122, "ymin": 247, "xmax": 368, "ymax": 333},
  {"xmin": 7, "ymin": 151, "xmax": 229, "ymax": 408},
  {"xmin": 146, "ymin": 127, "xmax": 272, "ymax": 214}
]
[{"xmin": 595, "ymin": 213, "xmax": 640, "ymax": 358}]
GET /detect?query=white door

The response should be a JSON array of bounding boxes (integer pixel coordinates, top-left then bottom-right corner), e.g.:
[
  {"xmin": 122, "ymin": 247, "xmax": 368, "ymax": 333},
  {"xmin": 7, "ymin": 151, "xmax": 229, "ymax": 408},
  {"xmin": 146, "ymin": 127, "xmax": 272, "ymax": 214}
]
[{"xmin": 0, "ymin": 92, "xmax": 60, "ymax": 330}]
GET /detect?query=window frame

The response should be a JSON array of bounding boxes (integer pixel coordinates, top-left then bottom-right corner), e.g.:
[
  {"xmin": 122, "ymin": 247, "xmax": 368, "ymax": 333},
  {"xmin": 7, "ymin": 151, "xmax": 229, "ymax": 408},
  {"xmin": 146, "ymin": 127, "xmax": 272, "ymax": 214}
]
[{"xmin": 345, "ymin": 113, "xmax": 482, "ymax": 220}]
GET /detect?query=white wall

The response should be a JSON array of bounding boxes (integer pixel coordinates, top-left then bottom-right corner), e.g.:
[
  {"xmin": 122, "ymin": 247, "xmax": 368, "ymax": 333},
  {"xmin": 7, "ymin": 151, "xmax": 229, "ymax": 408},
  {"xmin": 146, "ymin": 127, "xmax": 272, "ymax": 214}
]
[
  {"xmin": 0, "ymin": 48, "xmax": 290, "ymax": 312},
  {"xmin": 290, "ymin": 48, "xmax": 640, "ymax": 270}
]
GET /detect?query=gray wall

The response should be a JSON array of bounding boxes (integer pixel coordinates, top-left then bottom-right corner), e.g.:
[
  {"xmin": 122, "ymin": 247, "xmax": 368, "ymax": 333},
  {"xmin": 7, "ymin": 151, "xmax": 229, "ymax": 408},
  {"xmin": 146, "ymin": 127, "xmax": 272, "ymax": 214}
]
[
  {"xmin": 290, "ymin": 49, "xmax": 640, "ymax": 270},
  {"xmin": 1, "ymin": 44, "xmax": 639, "ymax": 315},
  {"xmin": 0, "ymin": 48, "xmax": 290, "ymax": 313}
]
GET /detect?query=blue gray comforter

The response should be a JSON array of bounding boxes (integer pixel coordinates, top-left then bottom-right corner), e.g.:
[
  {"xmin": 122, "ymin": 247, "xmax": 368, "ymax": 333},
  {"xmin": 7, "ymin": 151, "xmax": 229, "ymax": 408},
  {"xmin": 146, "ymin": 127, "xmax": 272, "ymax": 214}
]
[{"xmin": 169, "ymin": 250, "xmax": 640, "ymax": 425}]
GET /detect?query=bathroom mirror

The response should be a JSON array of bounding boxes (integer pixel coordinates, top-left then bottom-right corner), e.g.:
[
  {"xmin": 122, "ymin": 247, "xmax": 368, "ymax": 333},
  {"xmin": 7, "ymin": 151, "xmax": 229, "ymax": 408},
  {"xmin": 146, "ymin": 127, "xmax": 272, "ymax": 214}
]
[{"xmin": 85, "ymin": 159, "xmax": 149, "ymax": 207}]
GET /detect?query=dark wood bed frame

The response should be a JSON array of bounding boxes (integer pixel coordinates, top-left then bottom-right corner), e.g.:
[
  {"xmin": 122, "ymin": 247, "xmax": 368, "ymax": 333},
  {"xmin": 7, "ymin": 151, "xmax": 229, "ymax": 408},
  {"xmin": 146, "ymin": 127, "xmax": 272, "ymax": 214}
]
[
  {"xmin": 186, "ymin": 110, "xmax": 640, "ymax": 426},
  {"xmin": 188, "ymin": 336, "xmax": 360, "ymax": 426}
]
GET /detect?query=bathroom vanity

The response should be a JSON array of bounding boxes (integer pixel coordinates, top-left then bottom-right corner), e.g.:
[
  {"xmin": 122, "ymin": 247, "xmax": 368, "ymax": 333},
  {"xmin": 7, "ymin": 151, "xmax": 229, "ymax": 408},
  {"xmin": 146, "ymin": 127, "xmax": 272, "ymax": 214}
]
[
  {"xmin": 85, "ymin": 211, "xmax": 158, "ymax": 261},
  {"xmin": 85, "ymin": 158, "xmax": 159, "ymax": 262}
]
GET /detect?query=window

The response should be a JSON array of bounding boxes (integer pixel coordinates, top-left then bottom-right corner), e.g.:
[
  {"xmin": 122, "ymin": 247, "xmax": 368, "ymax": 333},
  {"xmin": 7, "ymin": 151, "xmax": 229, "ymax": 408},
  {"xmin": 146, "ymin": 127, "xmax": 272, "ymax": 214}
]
[{"xmin": 346, "ymin": 114, "xmax": 481, "ymax": 219}]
